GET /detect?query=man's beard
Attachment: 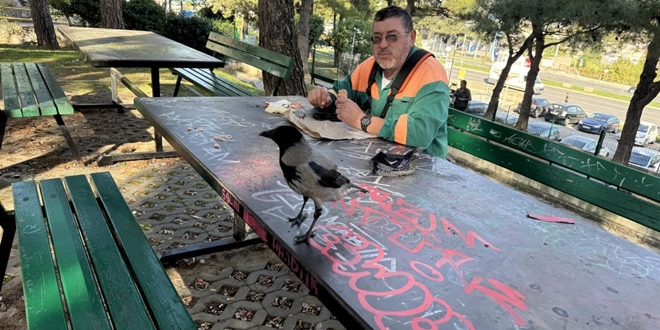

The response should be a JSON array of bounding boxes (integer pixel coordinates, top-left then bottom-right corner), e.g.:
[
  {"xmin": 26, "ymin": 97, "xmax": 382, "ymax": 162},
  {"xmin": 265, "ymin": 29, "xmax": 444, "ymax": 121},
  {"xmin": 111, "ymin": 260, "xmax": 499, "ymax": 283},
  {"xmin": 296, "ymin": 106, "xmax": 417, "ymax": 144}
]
[{"xmin": 376, "ymin": 51, "xmax": 397, "ymax": 70}]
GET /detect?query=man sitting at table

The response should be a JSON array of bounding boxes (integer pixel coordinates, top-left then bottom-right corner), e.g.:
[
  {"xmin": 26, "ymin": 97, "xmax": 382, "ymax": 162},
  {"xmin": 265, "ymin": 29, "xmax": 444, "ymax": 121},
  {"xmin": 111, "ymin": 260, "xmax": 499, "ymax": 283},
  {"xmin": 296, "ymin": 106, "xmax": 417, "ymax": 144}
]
[{"xmin": 307, "ymin": 5, "xmax": 450, "ymax": 159}]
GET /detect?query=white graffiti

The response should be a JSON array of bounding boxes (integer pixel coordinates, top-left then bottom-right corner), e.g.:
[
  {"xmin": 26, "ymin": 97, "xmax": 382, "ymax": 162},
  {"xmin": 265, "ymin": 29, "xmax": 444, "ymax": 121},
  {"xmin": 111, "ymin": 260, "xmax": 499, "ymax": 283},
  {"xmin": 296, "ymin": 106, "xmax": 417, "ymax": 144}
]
[{"xmin": 504, "ymin": 133, "xmax": 537, "ymax": 153}]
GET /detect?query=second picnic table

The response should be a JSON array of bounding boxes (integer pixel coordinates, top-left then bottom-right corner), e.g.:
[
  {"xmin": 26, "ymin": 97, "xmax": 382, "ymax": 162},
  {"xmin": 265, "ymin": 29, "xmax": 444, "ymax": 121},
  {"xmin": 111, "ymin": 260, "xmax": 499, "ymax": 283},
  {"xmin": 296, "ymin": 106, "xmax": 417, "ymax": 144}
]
[{"xmin": 56, "ymin": 26, "xmax": 224, "ymax": 164}]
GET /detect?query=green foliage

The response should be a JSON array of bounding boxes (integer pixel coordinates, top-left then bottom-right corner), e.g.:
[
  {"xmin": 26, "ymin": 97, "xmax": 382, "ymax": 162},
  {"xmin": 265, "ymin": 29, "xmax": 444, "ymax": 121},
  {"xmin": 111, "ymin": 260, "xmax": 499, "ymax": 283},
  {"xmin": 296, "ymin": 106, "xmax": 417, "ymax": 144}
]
[
  {"xmin": 198, "ymin": 6, "xmax": 225, "ymax": 20},
  {"xmin": 50, "ymin": 0, "xmax": 101, "ymax": 27},
  {"xmin": 161, "ymin": 12, "xmax": 214, "ymax": 53},
  {"xmin": 608, "ymin": 59, "xmax": 643, "ymax": 86},
  {"xmin": 209, "ymin": 19, "xmax": 235, "ymax": 37},
  {"xmin": 122, "ymin": 0, "xmax": 166, "ymax": 33},
  {"xmin": 199, "ymin": 5, "xmax": 236, "ymax": 37},
  {"xmin": 308, "ymin": 15, "xmax": 325, "ymax": 47}
]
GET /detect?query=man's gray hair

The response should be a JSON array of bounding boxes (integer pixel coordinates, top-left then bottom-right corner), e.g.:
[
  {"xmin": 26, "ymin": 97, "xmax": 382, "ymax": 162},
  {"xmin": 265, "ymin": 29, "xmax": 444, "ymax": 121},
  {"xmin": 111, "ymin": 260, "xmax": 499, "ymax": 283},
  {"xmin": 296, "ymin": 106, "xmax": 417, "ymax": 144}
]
[{"xmin": 374, "ymin": 6, "xmax": 413, "ymax": 33}]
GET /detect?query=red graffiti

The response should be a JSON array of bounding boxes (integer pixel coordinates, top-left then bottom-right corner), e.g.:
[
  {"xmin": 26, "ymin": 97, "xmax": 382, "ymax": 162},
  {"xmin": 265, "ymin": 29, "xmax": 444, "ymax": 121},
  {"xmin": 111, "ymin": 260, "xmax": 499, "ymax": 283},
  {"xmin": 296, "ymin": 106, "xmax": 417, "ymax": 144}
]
[
  {"xmin": 316, "ymin": 185, "xmax": 528, "ymax": 329},
  {"xmin": 465, "ymin": 277, "xmax": 528, "ymax": 326},
  {"xmin": 310, "ymin": 225, "xmax": 476, "ymax": 330},
  {"xmin": 339, "ymin": 187, "xmax": 500, "ymax": 253},
  {"xmin": 242, "ymin": 208, "xmax": 267, "ymax": 241},
  {"xmin": 271, "ymin": 239, "xmax": 319, "ymax": 296},
  {"xmin": 220, "ymin": 188, "xmax": 240, "ymax": 211}
]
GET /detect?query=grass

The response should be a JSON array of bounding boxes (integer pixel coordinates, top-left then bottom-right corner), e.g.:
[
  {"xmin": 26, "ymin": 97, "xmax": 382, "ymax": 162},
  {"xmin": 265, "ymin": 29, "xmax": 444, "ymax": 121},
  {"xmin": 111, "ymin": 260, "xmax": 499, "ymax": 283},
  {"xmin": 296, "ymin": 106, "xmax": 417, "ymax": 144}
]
[{"xmin": 0, "ymin": 45, "xmax": 263, "ymax": 98}]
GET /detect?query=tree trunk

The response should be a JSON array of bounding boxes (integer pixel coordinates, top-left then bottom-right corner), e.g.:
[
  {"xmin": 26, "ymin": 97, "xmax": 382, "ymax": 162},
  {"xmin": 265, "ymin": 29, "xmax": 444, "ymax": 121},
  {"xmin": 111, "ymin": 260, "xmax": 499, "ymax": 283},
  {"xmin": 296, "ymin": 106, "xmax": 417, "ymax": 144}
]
[
  {"xmin": 258, "ymin": 0, "xmax": 307, "ymax": 96},
  {"xmin": 332, "ymin": 12, "xmax": 340, "ymax": 66},
  {"xmin": 515, "ymin": 26, "xmax": 544, "ymax": 131},
  {"xmin": 28, "ymin": 0, "xmax": 59, "ymax": 49},
  {"xmin": 101, "ymin": 0, "xmax": 124, "ymax": 29},
  {"xmin": 406, "ymin": 0, "xmax": 415, "ymax": 15},
  {"xmin": 297, "ymin": 0, "xmax": 313, "ymax": 74},
  {"xmin": 387, "ymin": 0, "xmax": 394, "ymax": 5},
  {"xmin": 484, "ymin": 34, "xmax": 533, "ymax": 120},
  {"xmin": 613, "ymin": 33, "xmax": 660, "ymax": 164}
]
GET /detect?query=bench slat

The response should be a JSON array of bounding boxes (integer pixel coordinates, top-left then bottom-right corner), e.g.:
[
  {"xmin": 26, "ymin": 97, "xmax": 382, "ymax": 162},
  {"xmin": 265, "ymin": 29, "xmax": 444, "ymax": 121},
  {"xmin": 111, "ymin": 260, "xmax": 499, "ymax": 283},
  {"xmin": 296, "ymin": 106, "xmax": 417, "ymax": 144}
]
[
  {"xmin": 171, "ymin": 68, "xmax": 239, "ymax": 96},
  {"xmin": 207, "ymin": 38, "xmax": 292, "ymax": 80},
  {"xmin": 0, "ymin": 63, "xmax": 22, "ymax": 116},
  {"xmin": 65, "ymin": 175, "xmax": 157, "ymax": 330},
  {"xmin": 37, "ymin": 63, "xmax": 75, "ymax": 115},
  {"xmin": 188, "ymin": 68, "xmax": 255, "ymax": 96},
  {"xmin": 90, "ymin": 172, "xmax": 196, "ymax": 330},
  {"xmin": 209, "ymin": 32, "xmax": 293, "ymax": 70},
  {"xmin": 11, "ymin": 62, "xmax": 40, "ymax": 117},
  {"xmin": 173, "ymin": 67, "xmax": 252, "ymax": 96},
  {"xmin": 12, "ymin": 181, "xmax": 68, "ymax": 330},
  {"xmin": 25, "ymin": 63, "xmax": 58, "ymax": 116},
  {"xmin": 39, "ymin": 178, "xmax": 113, "ymax": 330}
]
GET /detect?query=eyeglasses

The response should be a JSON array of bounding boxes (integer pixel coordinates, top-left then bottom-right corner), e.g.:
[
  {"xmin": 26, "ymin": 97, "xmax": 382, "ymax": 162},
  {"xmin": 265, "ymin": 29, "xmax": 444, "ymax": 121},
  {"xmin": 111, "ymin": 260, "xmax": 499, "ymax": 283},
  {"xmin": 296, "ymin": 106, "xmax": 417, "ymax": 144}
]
[{"xmin": 371, "ymin": 32, "xmax": 407, "ymax": 44}]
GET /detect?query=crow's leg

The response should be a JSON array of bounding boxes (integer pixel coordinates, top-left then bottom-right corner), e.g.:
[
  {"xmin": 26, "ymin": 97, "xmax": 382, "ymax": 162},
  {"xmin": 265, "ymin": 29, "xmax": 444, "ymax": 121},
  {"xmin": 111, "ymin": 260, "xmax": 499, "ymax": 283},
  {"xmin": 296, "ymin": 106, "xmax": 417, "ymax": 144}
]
[
  {"xmin": 294, "ymin": 202, "xmax": 322, "ymax": 244},
  {"xmin": 288, "ymin": 196, "xmax": 309, "ymax": 227}
]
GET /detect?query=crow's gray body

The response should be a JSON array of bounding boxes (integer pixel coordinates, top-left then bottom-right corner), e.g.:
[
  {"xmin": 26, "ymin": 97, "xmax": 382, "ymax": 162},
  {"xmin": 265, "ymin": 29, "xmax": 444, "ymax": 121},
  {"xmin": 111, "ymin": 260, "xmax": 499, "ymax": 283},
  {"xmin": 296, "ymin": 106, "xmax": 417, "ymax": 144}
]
[{"xmin": 260, "ymin": 126, "xmax": 367, "ymax": 243}]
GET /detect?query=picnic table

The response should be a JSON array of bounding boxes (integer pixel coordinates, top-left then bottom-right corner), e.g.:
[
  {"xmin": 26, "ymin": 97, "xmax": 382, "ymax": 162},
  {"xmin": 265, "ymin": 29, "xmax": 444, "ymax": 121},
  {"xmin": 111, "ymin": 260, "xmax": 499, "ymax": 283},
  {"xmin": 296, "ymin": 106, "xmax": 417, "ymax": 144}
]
[
  {"xmin": 56, "ymin": 26, "xmax": 224, "ymax": 164},
  {"xmin": 134, "ymin": 95, "xmax": 660, "ymax": 330}
]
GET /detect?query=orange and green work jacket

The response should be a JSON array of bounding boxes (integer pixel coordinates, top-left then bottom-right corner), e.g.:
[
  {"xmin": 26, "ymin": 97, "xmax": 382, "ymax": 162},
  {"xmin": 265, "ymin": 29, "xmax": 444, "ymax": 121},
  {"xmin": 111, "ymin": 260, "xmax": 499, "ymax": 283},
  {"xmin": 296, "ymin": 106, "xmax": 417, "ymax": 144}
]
[{"xmin": 329, "ymin": 46, "xmax": 450, "ymax": 158}]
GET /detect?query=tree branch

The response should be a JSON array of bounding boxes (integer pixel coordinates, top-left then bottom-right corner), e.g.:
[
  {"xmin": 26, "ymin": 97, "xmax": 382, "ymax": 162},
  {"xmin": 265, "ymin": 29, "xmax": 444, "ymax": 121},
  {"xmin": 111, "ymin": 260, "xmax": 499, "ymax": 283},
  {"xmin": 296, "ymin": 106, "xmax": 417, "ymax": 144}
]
[{"xmin": 543, "ymin": 25, "xmax": 602, "ymax": 49}]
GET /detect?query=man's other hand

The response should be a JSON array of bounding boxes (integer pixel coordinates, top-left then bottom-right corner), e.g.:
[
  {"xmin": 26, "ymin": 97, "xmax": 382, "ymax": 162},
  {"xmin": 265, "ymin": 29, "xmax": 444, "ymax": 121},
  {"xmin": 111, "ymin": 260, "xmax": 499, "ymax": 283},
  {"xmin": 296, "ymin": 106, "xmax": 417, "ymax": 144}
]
[
  {"xmin": 335, "ymin": 90, "xmax": 364, "ymax": 129},
  {"xmin": 307, "ymin": 86, "xmax": 333, "ymax": 108}
]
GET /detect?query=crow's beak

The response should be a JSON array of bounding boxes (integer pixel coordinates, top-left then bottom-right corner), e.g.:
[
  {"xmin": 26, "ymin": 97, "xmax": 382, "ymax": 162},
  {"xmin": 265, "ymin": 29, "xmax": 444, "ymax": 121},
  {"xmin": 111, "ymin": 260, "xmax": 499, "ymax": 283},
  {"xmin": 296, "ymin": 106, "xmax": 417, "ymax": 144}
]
[{"xmin": 259, "ymin": 129, "xmax": 273, "ymax": 138}]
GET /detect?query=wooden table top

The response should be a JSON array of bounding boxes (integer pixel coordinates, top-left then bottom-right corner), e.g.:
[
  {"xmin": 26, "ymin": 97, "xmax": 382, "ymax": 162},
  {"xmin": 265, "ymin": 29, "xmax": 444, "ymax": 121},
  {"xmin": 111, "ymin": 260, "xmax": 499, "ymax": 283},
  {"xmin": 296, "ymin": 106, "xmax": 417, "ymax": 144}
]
[{"xmin": 57, "ymin": 26, "xmax": 223, "ymax": 68}]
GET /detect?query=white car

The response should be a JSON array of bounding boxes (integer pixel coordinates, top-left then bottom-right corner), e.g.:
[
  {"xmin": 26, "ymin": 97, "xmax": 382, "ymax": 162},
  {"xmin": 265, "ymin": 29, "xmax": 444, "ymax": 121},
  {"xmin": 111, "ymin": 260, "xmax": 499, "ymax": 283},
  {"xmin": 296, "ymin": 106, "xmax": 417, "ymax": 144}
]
[
  {"xmin": 560, "ymin": 135, "xmax": 611, "ymax": 158},
  {"xmin": 628, "ymin": 147, "xmax": 660, "ymax": 173},
  {"xmin": 488, "ymin": 57, "xmax": 544, "ymax": 94},
  {"xmin": 617, "ymin": 121, "xmax": 658, "ymax": 146}
]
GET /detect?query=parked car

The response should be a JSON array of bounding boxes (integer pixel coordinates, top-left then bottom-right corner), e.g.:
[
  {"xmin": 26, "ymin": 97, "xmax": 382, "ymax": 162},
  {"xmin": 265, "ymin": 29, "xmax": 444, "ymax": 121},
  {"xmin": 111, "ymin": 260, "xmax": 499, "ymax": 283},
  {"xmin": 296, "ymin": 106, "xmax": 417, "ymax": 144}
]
[
  {"xmin": 527, "ymin": 122, "xmax": 560, "ymax": 140},
  {"xmin": 464, "ymin": 100, "xmax": 488, "ymax": 117},
  {"xmin": 617, "ymin": 121, "xmax": 658, "ymax": 146},
  {"xmin": 494, "ymin": 113, "xmax": 519, "ymax": 126},
  {"xmin": 543, "ymin": 102, "xmax": 588, "ymax": 125},
  {"xmin": 577, "ymin": 113, "xmax": 620, "ymax": 134},
  {"xmin": 560, "ymin": 135, "xmax": 611, "ymax": 157},
  {"xmin": 514, "ymin": 96, "xmax": 550, "ymax": 118},
  {"xmin": 628, "ymin": 147, "xmax": 660, "ymax": 173}
]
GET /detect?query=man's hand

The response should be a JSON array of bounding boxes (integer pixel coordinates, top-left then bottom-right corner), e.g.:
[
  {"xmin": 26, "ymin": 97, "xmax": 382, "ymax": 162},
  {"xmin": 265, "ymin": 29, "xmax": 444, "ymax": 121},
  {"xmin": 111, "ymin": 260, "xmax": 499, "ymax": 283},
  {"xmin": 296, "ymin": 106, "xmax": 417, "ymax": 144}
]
[
  {"xmin": 335, "ymin": 89, "xmax": 364, "ymax": 129},
  {"xmin": 307, "ymin": 86, "xmax": 333, "ymax": 108}
]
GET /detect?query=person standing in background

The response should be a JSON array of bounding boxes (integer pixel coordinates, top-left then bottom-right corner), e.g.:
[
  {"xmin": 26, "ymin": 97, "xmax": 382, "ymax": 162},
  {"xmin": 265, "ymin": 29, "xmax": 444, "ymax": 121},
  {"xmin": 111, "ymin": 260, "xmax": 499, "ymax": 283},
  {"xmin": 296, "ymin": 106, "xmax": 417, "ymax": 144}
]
[{"xmin": 453, "ymin": 80, "xmax": 471, "ymax": 111}]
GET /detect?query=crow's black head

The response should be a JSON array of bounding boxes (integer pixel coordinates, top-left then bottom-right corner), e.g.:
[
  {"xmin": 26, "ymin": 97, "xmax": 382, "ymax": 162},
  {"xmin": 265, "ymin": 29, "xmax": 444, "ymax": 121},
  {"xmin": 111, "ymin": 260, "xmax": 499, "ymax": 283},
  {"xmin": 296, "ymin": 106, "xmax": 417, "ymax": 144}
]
[{"xmin": 259, "ymin": 125, "xmax": 304, "ymax": 151}]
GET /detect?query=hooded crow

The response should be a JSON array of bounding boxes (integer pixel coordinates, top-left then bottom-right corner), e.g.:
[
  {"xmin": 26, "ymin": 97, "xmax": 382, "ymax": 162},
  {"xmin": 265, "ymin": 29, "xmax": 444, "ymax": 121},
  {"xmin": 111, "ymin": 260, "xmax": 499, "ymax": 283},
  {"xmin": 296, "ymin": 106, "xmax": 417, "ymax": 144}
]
[{"xmin": 260, "ymin": 125, "xmax": 368, "ymax": 244}]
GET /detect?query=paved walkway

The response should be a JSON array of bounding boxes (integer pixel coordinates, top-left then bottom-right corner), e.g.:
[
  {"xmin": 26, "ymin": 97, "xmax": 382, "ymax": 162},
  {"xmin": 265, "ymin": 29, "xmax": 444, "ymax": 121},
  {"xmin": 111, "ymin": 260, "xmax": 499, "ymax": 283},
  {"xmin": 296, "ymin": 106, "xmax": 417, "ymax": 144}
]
[{"xmin": 0, "ymin": 106, "xmax": 343, "ymax": 329}]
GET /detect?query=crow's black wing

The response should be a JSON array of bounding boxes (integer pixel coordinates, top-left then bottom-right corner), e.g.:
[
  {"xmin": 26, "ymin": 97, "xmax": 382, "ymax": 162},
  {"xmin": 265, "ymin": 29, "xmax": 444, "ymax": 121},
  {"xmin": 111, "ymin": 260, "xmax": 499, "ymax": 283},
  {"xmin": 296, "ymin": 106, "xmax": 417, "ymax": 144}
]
[{"xmin": 308, "ymin": 161, "xmax": 350, "ymax": 188}]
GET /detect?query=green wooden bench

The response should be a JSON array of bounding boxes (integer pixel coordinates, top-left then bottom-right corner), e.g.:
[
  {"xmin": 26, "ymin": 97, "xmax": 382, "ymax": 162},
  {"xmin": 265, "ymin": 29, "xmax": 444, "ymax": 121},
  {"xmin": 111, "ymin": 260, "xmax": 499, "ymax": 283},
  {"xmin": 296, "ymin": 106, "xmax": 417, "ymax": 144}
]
[
  {"xmin": 447, "ymin": 109, "xmax": 660, "ymax": 233},
  {"xmin": 0, "ymin": 62, "xmax": 82, "ymax": 164},
  {"xmin": 171, "ymin": 32, "xmax": 294, "ymax": 97},
  {"xmin": 310, "ymin": 72, "xmax": 336, "ymax": 86},
  {"xmin": 0, "ymin": 172, "xmax": 195, "ymax": 329}
]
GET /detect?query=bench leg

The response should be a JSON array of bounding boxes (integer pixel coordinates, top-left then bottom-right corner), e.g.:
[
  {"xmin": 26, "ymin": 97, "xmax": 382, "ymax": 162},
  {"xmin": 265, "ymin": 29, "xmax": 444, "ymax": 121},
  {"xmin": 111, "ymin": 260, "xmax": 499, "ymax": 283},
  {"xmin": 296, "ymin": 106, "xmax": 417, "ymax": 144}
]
[
  {"xmin": 54, "ymin": 115, "xmax": 85, "ymax": 165},
  {"xmin": 172, "ymin": 75, "xmax": 182, "ymax": 97},
  {"xmin": 233, "ymin": 215, "xmax": 247, "ymax": 241},
  {"xmin": 110, "ymin": 68, "xmax": 126, "ymax": 114},
  {"xmin": 0, "ymin": 203, "xmax": 16, "ymax": 293},
  {"xmin": 0, "ymin": 111, "xmax": 6, "ymax": 150}
]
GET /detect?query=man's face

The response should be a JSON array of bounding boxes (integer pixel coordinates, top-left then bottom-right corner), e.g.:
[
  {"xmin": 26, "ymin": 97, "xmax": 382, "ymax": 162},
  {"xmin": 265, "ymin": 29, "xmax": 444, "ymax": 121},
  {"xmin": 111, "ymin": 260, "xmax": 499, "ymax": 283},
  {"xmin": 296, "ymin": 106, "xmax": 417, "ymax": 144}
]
[{"xmin": 372, "ymin": 17, "xmax": 415, "ymax": 71}]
